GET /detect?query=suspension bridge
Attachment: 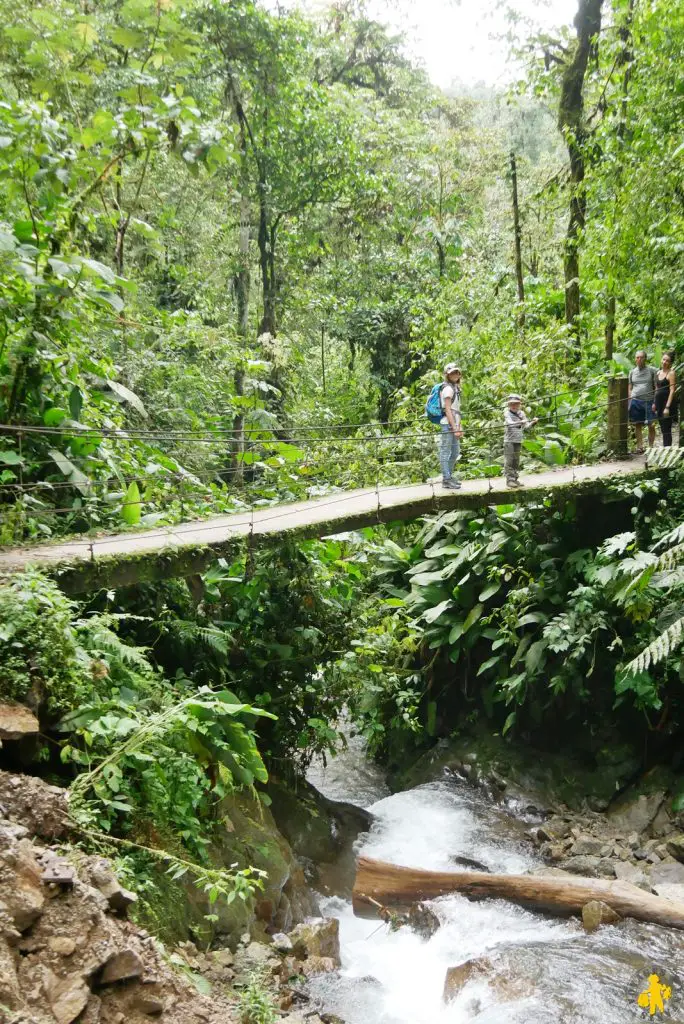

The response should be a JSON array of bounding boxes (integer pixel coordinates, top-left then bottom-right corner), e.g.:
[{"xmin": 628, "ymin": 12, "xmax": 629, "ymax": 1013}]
[
  {"xmin": 0, "ymin": 373, "xmax": 675, "ymax": 593},
  {"xmin": 0, "ymin": 457, "xmax": 652, "ymax": 593}
]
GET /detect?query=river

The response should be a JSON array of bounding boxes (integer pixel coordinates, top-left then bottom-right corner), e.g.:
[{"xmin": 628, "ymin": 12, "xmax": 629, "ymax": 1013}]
[{"xmin": 306, "ymin": 733, "xmax": 684, "ymax": 1023}]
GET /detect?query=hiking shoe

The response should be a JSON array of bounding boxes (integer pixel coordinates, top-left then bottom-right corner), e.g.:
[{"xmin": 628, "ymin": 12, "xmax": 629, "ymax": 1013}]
[
  {"xmin": 442, "ymin": 478, "xmax": 462, "ymax": 490},
  {"xmin": 506, "ymin": 480, "xmax": 523, "ymax": 489}
]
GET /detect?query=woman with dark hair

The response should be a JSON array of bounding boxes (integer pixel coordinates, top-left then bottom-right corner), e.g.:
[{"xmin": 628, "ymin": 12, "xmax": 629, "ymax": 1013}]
[{"xmin": 653, "ymin": 351, "xmax": 676, "ymax": 447}]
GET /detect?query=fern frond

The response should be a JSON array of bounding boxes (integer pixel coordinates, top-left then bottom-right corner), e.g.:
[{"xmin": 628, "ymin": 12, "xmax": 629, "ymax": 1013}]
[
  {"xmin": 77, "ymin": 617, "xmax": 151, "ymax": 670},
  {"xmin": 169, "ymin": 619, "xmax": 229, "ymax": 656},
  {"xmin": 647, "ymin": 447, "xmax": 684, "ymax": 469},
  {"xmin": 624, "ymin": 614, "xmax": 684, "ymax": 675}
]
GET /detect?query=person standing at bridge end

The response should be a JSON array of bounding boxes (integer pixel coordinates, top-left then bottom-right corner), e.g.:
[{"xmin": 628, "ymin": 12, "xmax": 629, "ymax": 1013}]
[
  {"xmin": 504, "ymin": 395, "xmax": 538, "ymax": 488},
  {"xmin": 426, "ymin": 363, "xmax": 463, "ymax": 490},
  {"xmin": 628, "ymin": 349, "xmax": 657, "ymax": 453}
]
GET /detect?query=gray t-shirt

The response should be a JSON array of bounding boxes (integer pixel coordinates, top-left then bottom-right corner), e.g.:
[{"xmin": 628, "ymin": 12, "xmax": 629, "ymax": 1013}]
[
  {"xmin": 440, "ymin": 384, "xmax": 461, "ymax": 426},
  {"xmin": 629, "ymin": 365, "xmax": 656, "ymax": 401},
  {"xmin": 504, "ymin": 408, "xmax": 532, "ymax": 443}
]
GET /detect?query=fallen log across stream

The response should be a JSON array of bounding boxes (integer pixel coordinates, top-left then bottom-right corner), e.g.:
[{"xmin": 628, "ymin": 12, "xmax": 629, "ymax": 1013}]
[{"xmin": 352, "ymin": 856, "xmax": 684, "ymax": 930}]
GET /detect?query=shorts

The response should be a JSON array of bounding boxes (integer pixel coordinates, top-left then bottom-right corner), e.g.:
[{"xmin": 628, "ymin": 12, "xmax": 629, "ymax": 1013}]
[{"xmin": 628, "ymin": 398, "xmax": 656, "ymax": 424}]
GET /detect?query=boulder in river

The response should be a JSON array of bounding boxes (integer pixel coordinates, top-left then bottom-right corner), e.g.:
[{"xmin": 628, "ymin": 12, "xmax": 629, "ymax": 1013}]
[
  {"xmin": 406, "ymin": 901, "xmax": 440, "ymax": 939},
  {"xmin": 665, "ymin": 834, "xmax": 684, "ymax": 863},
  {"xmin": 443, "ymin": 954, "xmax": 536, "ymax": 1004},
  {"xmin": 581, "ymin": 900, "xmax": 621, "ymax": 933},
  {"xmin": 289, "ymin": 917, "xmax": 341, "ymax": 965}
]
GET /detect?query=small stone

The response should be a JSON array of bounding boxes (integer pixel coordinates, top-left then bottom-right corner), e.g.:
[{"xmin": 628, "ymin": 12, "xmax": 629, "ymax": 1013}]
[
  {"xmin": 271, "ymin": 932, "xmax": 293, "ymax": 953},
  {"xmin": 614, "ymin": 861, "xmax": 649, "ymax": 888},
  {"xmin": 47, "ymin": 972, "xmax": 91, "ymax": 1024},
  {"xmin": 134, "ymin": 994, "xmax": 165, "ymax": 1016},
  {"xmin": 100, "ymin": 948, "xmax": 144, "ymax": 984},
  {"xmin": 300, "ymin": 956, "xmax": 337, "ymax": 977},
  {"xmin": 665, "ymin": 835, "xmax": 684, "ymax": 863},
  {"xmin": 211, "ymin": 948, "xmax": 234, "ymax": 967},
  {"xmin": 289, "ymin": 918, "xmax": 340, "ymax": 966},
  {"xmin": 633, "ymin": 848, "xmax": 648, "ymax": 861},
  {"xmin": 279, "ymin": 991, "xmax": 294, "ymax": 1011},
  {"xmin": 49, "ymin": 936, "xmax": 77, "ymax": 957},
  {"xmin": 541, "ymin": 842, "xmax": 566, "ymax": 863},
  {"xmin": 569, "ymin": 835, "xmax": 604, "ymax": 857},
  {"xmin": 647, "ymin": 852, "xmax": 661, "ymax": 865},
  {"xmin": 89, "ymin": 862, "xmax": 137, "ymax": 914},
  {"xmin": 650, "ymin": 862, "xmax": 684, "ymax": 886},
  {"xmin": 79, "ymin": 995, "xmax": 102, "ymax": 1024},
  {"xmin": 0, "ymin": 703, "xmax": 39, "ymax": 740},
  {"xmin": 597, "ymin": 859, "xmax": 617, "ymax": 878},
  {"xmin": 559, "ymin": 855, "xmax": 600, "ymax": 877},
  {"xmin": 0, "ymin": 822, "xmax": 28, "ymax": 841},
  {"xmin": 628, "ymin": 832, "xmax": 640, "ymax": 849},
  {"xmin": 582, "ymin": 900, "xmax": 621, "ymax": 933}
]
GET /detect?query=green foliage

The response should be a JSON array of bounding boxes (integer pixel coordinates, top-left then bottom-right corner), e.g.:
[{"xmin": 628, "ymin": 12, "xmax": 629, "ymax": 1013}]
[
  {"xmin": 119, "ymin": 537, "xmax": 363, "ymax": 769},
  {"xmin": 63, "ymin": 668, "xmax": 274, "ymax": 855},
  {"xmin": 238, "ymin": 973, "xmax": 277, "ymax": 1024},
  {"xmin": 345, "ymin": 475, "xmax": 684, "ymax": 760},
  {"xmin": 0, "ymin": 570, "xmax": 88, "ymax": 711}
]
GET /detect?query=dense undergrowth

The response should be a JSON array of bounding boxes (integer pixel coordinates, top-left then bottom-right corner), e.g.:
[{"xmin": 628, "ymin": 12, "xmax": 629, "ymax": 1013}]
[
  {"xmin": 340, "ymin": 472, "xmax": 684, "ymax": 798},
  {"xmin": 3, "ymin": 467, "xmax": 684, "ymax": 928}
]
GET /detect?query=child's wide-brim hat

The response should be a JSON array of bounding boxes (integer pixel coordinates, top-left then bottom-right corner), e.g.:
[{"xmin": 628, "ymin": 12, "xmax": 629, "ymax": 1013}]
[{"xmin": 506, "ymin": 394, "xmax": 522, "ymax": 404}]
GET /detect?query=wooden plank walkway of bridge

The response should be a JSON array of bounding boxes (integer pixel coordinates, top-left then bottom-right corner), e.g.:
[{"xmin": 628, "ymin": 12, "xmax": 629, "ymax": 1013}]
[{"xmin": 0, "ymin": 458, "xmax": 650, "ymax": 593}]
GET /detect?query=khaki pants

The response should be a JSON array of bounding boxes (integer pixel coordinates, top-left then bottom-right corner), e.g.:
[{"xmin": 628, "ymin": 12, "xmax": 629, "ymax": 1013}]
[{"xmin": 504, "ymin": 442, "xmax": 521, "ymax": 482}]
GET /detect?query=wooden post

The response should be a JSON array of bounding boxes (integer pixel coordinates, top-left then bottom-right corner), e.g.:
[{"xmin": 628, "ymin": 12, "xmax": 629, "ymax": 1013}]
[
  {"xmin": 321, "ymin": 323, "xmax": 326, "ymax": 396},
  {"xmin": 607, "ymin": 376, "xmax": 629, "ymax": 457}
]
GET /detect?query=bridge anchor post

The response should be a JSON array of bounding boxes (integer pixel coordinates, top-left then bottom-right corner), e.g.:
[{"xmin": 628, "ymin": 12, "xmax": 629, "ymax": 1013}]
[{"xmin": 607, "ymin": 376, "xmax": 629, "ymax": 458}]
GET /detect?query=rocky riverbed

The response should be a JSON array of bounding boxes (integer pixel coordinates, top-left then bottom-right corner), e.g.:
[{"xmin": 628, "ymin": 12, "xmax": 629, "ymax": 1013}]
[{"xmin": 3, "ymin": 726, "xmax": 684, "ymax": 1024}]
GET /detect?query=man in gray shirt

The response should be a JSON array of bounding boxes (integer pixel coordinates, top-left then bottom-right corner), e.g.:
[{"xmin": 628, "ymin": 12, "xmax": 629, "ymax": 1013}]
[{"xmin": 628, "ymin": 350, "xmax": 657, "ymax": 452}]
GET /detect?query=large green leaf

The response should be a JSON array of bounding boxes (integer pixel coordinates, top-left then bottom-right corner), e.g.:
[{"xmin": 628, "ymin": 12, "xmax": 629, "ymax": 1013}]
[
  {"xmin": 462, "ymin": 602, "xmax": 484, "ymax": 634},
  {"xmin": 107, "ymin": 380, "xmax": 149, "ymax": 418},
  {"xmin": 422, "ymin": 599, "xmax": 452, "ymax": 624},
  {"xmin": 121, "ymin": 482, "xmax": 141, "ymax": 525}
]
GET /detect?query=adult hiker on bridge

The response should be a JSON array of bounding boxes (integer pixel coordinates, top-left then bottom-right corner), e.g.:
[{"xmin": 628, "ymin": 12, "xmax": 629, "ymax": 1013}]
[
  {"xmin": 628, "ymin": 349, "xmax": 657, "ymax": 453},
  {"xmin": 426, "ymin": 363, "xmax": 463, "ymax": 490}
]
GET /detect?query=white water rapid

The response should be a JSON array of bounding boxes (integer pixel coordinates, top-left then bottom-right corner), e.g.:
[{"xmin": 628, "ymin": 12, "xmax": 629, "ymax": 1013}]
[{"xmin": 306, "ymin": 736, "xmax": 684, "ymax": 1024}]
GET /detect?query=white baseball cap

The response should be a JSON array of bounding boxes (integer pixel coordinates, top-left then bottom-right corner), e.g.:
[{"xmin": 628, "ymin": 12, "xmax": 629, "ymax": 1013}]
[
  {"xmin": 444, "ymin": 363, "xmax": 462, "ymax": 375},
  {"xmin": 507, "ymin": 394, "xmax": 522, "ymax": 404}
]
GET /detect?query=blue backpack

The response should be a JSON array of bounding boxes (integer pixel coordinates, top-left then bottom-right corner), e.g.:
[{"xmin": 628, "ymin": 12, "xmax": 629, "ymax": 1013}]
[{"xmin": 425, "ymin": 382, "xmax": 445, "ymax": 424}]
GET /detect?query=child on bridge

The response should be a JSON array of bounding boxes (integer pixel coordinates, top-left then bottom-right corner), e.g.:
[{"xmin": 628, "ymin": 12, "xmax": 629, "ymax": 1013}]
[{"xmin": 504, "ymin": 395, "xmax": 538, "ymax": 488}]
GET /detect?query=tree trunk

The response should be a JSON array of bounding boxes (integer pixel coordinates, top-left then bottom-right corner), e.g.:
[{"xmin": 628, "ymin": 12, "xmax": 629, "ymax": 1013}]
[
  {"xmin": 232, "ymin": 183, "xmax": 251, "ymax": 484},
  {"xmin": 257, "ymin": 192, "xmax": 277, "ymax": 336},
  {"xmin": 558, "ymin": 0, "xmax": 603, "ymax": 356},
  {"xmin": 604, "ymin": 0, "xmax": 636, "ymax": 362},
  {"xmin": 353, "ymin": 856, "xmax": 684, "ymax": 930},
  {"xmin": 604, "ymin": 293, "xmax": 616, "ymax": 360},
  {"xmin": 509, "ymin": 150, "xmax": 525, "ymax": 328}
]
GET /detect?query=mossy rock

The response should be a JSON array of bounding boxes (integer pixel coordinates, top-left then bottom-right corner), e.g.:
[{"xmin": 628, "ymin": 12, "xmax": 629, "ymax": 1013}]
[
  {"xmin": 393, "ymin": 727, "xmax": 642, "ymax": 813},
  {"xmin": 135, "ymin": 788, "xmax": 318, "ymax": 949},
  {"xmin": 267, "ymin": 776, "xmax": 373, "ymax": 864}
]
